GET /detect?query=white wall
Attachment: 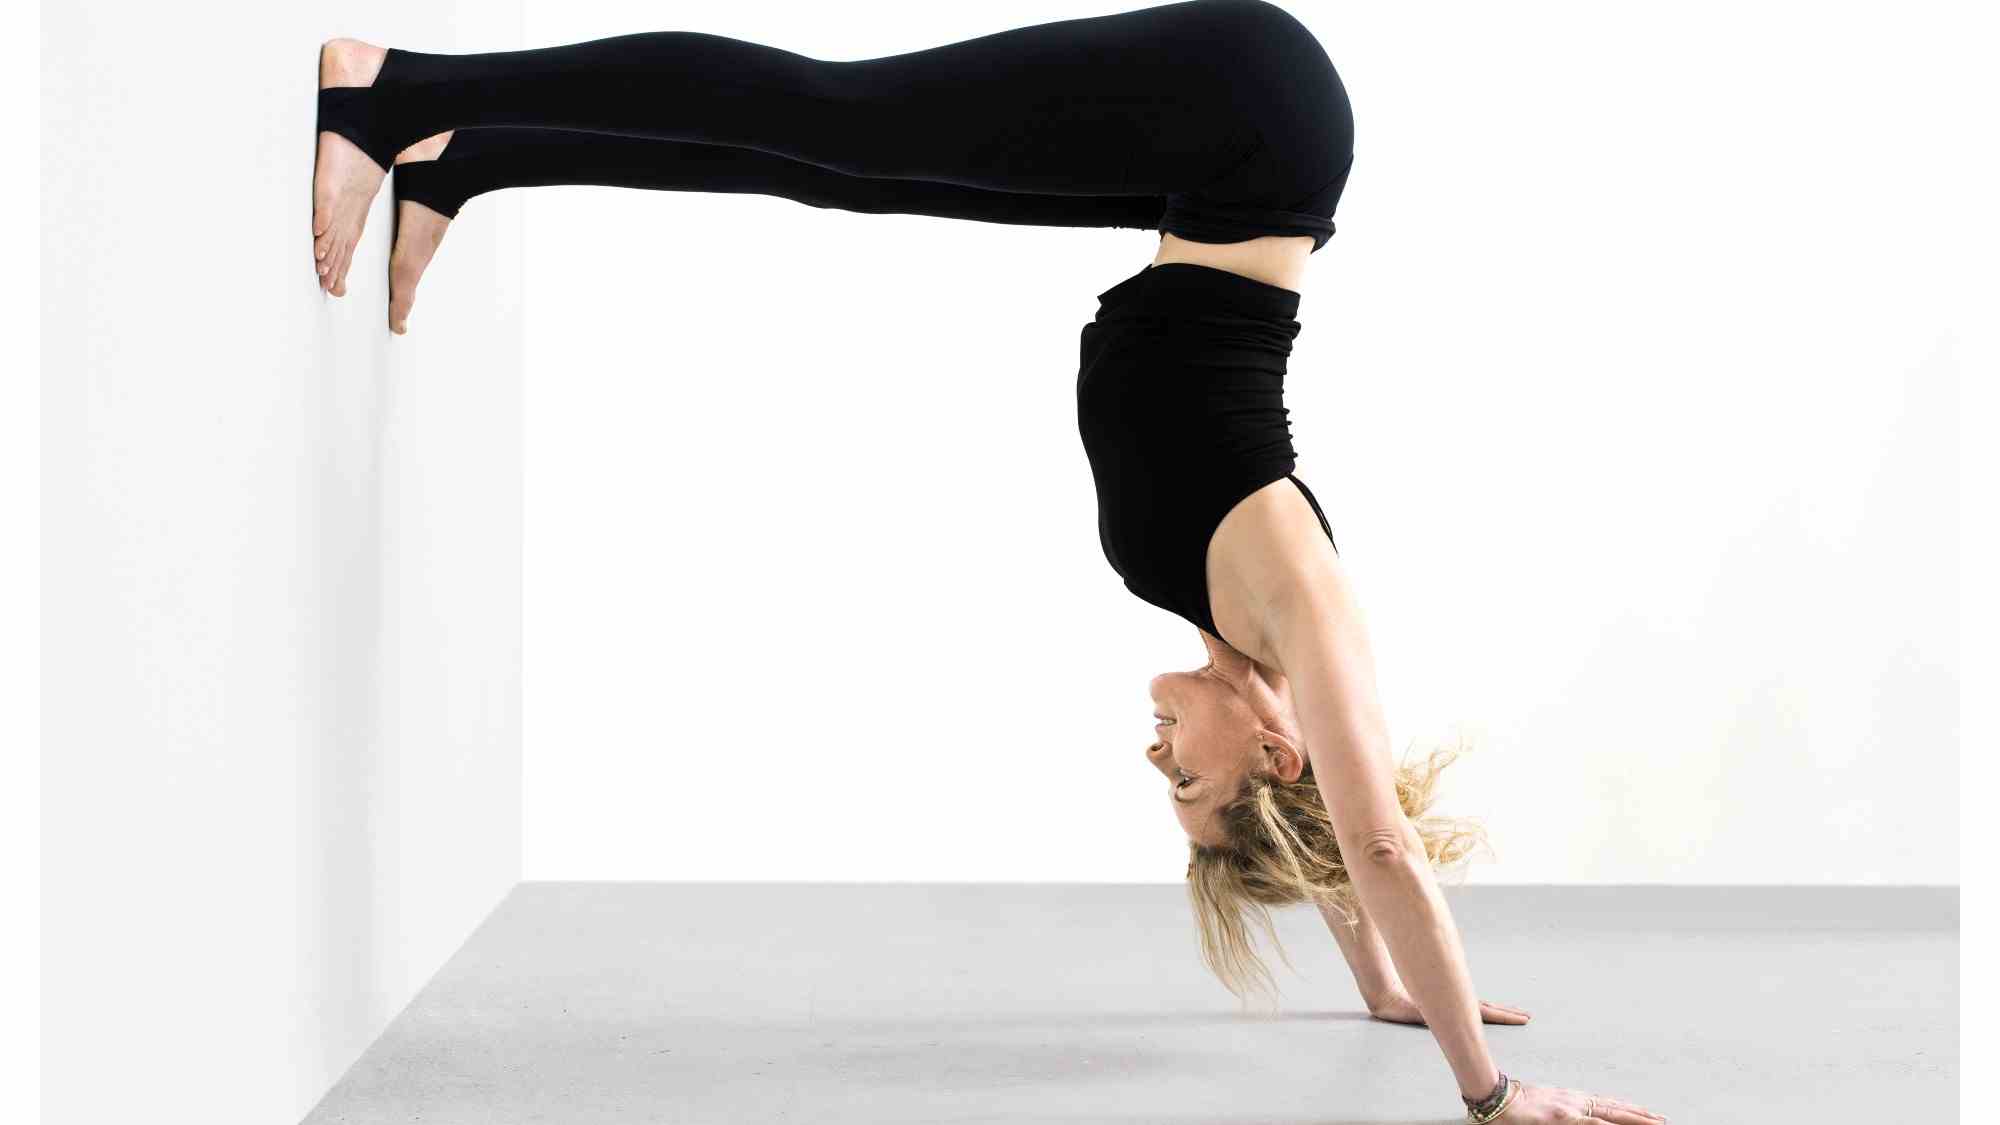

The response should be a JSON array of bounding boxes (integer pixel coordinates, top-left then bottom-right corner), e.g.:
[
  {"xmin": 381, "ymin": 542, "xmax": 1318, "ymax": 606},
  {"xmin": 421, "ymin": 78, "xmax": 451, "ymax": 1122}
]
[
  {"xmin": 521, "ymin": 1, "xmax": 1972, "ymax": 884},
  {"xmin": 41, "ymin": 3, "xmax": 523, "ymax": 1123}
]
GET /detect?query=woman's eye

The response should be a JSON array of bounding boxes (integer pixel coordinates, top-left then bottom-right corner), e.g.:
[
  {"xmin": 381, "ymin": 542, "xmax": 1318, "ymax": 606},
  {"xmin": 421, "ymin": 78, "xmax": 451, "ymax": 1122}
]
[{"xmin": 1176, "ymin": 772, "xmax": 1195, "ymax": 789}]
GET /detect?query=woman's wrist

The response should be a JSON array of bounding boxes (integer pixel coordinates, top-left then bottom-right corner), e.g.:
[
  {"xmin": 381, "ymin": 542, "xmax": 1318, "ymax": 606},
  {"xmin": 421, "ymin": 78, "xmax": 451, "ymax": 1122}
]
[
  {"xmin": 1461, "ymin": 1071, "xmax": 1518, "ymax": 1123},
  {"xmin": 1359, "ymin": 979, "xmax": 1402, "ymax": 1010},
  {"xmin": 1460, "ymin": 1068, "xmax": 1506, "ymax": 1109}
]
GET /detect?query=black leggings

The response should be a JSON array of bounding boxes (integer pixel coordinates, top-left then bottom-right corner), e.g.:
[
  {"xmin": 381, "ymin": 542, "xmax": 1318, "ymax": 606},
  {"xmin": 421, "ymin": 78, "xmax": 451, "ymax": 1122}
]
[{"xmin": 322, "ymin": 0, "xmax": 1355, "ymax": 250}]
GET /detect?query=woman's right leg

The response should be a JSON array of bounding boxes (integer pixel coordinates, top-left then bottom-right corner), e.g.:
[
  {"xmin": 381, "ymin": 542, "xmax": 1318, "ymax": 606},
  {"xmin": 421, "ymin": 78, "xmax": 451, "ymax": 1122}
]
[
  {"xmin": 394, "ymin": 127, "xmax": 1168, "ymax": 228},
  {"xmin": 383, "ymin": 126, "xmax": 1167, "ymax": 332}
]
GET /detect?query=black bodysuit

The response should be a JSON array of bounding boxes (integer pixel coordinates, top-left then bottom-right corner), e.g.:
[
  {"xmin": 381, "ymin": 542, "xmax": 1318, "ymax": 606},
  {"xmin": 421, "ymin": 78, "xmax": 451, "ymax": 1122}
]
[
  {"xmin": 319, "ymin": 0, "xmax": 1352, "ymax": 636},
  {"xmin": 1080, "ymin": 262, "xmax": 1335, "ymax": 636}
]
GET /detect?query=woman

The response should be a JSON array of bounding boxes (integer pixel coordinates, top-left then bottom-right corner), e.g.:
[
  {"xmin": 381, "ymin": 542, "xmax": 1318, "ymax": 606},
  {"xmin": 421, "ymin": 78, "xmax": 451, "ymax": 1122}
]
[{"xmin": 313, "ymin": 3, "xmax": 1666, "ymax": 1121}]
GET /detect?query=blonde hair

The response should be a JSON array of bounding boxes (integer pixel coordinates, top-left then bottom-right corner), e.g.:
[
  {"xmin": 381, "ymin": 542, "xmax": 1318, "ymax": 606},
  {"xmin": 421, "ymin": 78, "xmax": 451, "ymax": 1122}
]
[{"xmin": 1186, "ymin": 740, "xmax": 1487, "ymax": 1003}]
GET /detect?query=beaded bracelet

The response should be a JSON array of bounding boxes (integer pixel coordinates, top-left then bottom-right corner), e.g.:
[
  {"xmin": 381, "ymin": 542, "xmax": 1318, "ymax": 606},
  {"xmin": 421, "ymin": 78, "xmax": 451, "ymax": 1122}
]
[
  {"xmin": 1464, "ymin": 1077, "xmax": 1522, "ymax": 1124},
  {"xmin": 1463, "ymin": 1072, "xmax": 1508, "ymax": 1114}
]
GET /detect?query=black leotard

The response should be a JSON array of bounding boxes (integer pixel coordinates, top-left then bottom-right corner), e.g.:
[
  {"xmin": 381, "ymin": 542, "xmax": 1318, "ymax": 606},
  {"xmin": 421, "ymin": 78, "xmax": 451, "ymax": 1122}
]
[
  {"xmin": 319, "ymin": 0, "xmax": 1352, "ymax": 636},
  {"xmin": 1079, "ymin": 262, "xmax": 1336, "ymax": 638}
]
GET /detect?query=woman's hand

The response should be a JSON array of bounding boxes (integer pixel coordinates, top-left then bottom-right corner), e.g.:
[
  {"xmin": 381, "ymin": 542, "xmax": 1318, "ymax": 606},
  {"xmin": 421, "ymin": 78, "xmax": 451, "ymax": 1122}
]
[
  {"xmin": 1501, "ymin": 1080, "xmax": 1668, "ymax": 1124},
  {"xmin": 1367, "ymin": 989, "xmax": 1530, "ymax": 1026}
]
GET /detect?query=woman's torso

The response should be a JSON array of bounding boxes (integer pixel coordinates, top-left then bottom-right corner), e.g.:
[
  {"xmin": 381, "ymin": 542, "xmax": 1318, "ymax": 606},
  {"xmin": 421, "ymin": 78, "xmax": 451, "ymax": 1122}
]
[{"xmin": 1076, "ymin": 253, "xmax": 1335, "ymax": 639}]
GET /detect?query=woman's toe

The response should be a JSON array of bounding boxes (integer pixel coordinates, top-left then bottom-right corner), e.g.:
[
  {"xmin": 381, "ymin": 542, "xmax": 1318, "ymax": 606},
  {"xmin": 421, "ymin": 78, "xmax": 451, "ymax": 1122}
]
[
  {"xmin": 325, "ymin": 234, "xmax": 347, "ymax": 280},
  {"xmin": 340, "ymin": 242, "xmax": 363, "ymax": 294},
  {"xmin": 389, "ymin": 278, "xmax": 415, "ymax": 332},
  {"xmin": 341, "ymin": 243, "xmax": 362, "ymax": 293},
  {"xmin": 324, "ymin": 244, "xmax": 347, "ymax": 295}
]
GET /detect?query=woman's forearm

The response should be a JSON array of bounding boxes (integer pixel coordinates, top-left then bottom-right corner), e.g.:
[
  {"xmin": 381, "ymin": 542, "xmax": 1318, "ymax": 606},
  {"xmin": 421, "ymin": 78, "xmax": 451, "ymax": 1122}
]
[
  {"xmin": 1270, "ymin": 574, "xmax": 1500, "ymax": 1100},
  {"xmin": 1336, "ymin": 814, "xmax": 1498, "ymax": 1099},
  {"xmin": 1318, "ymin": 897, "xmax": 1403, "ymax": 1008}
]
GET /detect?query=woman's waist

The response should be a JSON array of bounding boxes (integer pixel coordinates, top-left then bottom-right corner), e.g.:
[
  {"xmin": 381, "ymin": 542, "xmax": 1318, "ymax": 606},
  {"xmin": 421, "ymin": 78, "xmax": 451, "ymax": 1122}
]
[
  {"xmin": 1092, "ymin": 260, "xmax": 1307, "ymax": 330},
  {"xmin": 1151, "ymin": 232, "xmax": 1312, "ymax": 293},
  {"xmin": 1077, "ymin": 310, "xmax": 1301, "ymax": 382}
]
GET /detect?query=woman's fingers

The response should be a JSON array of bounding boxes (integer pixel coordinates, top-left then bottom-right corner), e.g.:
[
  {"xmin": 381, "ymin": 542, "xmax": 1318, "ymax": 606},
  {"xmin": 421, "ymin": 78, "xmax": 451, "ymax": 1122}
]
[
  {"xmin": 1591, "ymin": 1096, "xmax": 1667, "ymax": 1124},
  {"xmin": 1477, "ymin": 1000, "xmax": 1531, "ymax": 1024},
  {"xmin": 1519, "ymin": 1084, "xmax": 1669, "ymax": 1125}
]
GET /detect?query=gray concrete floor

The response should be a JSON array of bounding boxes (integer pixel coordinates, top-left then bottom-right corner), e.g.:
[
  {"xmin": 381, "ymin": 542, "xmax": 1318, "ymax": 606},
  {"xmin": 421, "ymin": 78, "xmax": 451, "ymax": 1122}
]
[{"xmin": 301, "ymin": 884, "xmax": 1956, "ymax": 1124}]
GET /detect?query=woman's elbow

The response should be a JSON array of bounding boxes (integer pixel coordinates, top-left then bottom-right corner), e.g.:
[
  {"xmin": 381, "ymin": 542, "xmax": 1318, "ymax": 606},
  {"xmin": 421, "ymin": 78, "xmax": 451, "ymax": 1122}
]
[{"xmin": 1355, "ymin": 824, "xmax": 1415, "ymax": 866}]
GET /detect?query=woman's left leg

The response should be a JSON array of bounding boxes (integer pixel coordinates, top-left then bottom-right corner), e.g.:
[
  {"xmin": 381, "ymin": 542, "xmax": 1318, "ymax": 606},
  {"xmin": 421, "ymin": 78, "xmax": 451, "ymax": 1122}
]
[
  {"xmin": 315, "ymin": 1, "xmax": 1353, "ymax": 293},
  {"xmin": 323, "ymin": 2, "xmax": 1294, "ymax": 196}
]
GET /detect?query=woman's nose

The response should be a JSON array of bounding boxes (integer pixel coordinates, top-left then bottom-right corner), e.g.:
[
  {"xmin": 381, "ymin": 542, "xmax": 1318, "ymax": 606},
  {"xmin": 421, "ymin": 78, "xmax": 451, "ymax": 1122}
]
[{"xmin": 1145, "ymin": 741, "xmax": 1172, "ymax": 776}]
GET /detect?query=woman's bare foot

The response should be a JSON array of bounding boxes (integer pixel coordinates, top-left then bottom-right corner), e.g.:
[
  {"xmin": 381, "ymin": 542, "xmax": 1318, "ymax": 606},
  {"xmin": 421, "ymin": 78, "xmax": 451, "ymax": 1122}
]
[
  {"xmin": 313, "ymin": 38, "xmax": 389, "ymax": 297},
  {"xmin": 387, "ymin": 133, "xmax": 454, "ymax": 334},
  {"xmin": 388, "ymin": 201, "xmax": 452, "ymax": 334}
]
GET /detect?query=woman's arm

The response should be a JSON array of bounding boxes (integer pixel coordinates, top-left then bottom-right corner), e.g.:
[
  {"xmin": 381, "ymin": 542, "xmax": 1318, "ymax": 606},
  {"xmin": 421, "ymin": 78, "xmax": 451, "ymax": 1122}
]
[
  {"xmin": 1318, "ymin": 899, "xmax": 1403, "ymax": 1011},
  {"xmin": 1210, "ymin": 484, "xmax": 1664, "ymax": 1121},
  {"xmin": 1264, "ymin": 554, "xmax": 1500, "ymax": 1100}
]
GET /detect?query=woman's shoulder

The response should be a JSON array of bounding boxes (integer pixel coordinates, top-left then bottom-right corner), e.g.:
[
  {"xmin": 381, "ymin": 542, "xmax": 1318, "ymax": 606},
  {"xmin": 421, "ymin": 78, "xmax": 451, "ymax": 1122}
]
[{"xmin": 1205, "ymin": 476, "xmax": 1342, "ymax": 660}]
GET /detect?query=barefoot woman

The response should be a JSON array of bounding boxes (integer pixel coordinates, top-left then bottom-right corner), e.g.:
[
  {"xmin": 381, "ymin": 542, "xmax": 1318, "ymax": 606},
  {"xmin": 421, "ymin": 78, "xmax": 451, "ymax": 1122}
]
[{"xmin": 313, "ymin": 4, "xmax": 1665, "ymax": 1121}]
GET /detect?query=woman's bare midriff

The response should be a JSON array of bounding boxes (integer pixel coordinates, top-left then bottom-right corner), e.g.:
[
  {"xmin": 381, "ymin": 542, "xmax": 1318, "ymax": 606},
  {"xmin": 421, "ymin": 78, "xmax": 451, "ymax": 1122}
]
[{"xmin": 1151, "ymin": 232, "xmax": 1314, "ymax": 294}]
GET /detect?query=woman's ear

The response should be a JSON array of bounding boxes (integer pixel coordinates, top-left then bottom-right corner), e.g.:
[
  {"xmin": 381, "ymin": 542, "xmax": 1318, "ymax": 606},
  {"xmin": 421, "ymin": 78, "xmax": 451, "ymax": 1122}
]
[{"xmin": 1259, "ymin": 729, "xmax": 1305, "ymax": 782}]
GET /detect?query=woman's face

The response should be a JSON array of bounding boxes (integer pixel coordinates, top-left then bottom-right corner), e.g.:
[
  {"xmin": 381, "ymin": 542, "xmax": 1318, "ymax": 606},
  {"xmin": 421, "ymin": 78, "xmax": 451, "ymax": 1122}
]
[{"xmin": 1145, "ymin": 659, "xmax": 1304, "ymax": 846}]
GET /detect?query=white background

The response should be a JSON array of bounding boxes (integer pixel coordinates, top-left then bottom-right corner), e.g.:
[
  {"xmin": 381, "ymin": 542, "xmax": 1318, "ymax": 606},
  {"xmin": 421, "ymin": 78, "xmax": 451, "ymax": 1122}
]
[
  {"xmin": 519, "ymin": 0, "xmax": 1973, "ymax": 884},
  {"xmin": 40, "ymin": 2, "xmax": 524, "ymax": 1122}
]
